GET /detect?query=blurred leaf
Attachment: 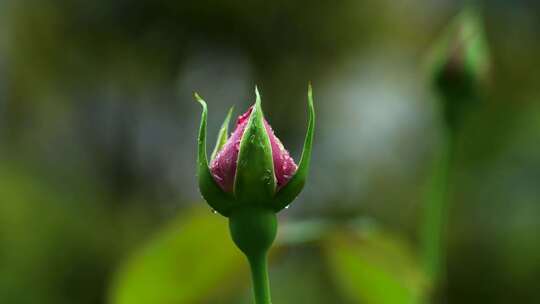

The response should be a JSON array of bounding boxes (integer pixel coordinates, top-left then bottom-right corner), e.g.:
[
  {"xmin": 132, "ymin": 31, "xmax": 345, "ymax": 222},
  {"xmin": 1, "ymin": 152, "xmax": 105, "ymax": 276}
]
[
  {"xmin": 0, "ymin": 162, "xmax": 119, "ymax": 304},
  {"xmin": 109, "ymin": 206, "xmax": 247, "ymax": 304},
  {"xmin": 277, "ymin": 218, "xmax": 333, "ymax": 246},
  {"xmin": 269, "ymin": 248, "xmax": 343, "ymax": 304},
  {"xmin": 323, "ymin": 228, "xmax": 428, "ymax": 304}
]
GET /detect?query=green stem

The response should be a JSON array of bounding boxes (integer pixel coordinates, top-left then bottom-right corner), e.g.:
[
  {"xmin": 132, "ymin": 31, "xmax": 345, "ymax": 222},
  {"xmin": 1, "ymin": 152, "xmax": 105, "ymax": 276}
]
[
  {"xmin": 421, "ymin": 135, "xmax": 454, "ymax": 293},
  {"xmin": 228, "ymin": 207, "xmax": 276, "ymax": 304},
  {"xmin": 248, "ymin": 252, "xmax": 272, "ymax": 304}
]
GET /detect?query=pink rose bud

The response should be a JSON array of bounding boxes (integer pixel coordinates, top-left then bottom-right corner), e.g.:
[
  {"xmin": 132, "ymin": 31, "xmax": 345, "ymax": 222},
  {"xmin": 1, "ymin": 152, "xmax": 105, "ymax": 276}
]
[
  {"xmin": 195, "ymin": 85, "xmax": 314, "ymax": 216},
  {"xmin": 195, "ymin": 86, "xmax": 315, "ymax": 304}
]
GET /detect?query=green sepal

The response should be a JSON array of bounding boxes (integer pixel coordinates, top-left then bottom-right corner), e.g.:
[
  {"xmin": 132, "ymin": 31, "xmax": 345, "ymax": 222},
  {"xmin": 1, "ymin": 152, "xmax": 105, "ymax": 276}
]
[
  {"xmin": 210, "ymin": 106, "xmax": 234, "ymax": 161},
  {"xmin": 195, "ymin": 93, "xmax": 235, "ymax": 217},
  {"xmin": 233, "ymin": 87, "xmax": 276, "ymax": 205},
  {"xmin": 273, "ymin": 84, "xmax": 315, "ymax": 212}
]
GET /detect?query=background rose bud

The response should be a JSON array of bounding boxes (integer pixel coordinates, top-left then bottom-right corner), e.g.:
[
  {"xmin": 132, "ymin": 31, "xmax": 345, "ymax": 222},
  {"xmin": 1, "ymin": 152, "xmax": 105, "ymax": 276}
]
[
  {"xmin": 427, "ymin": 6, "xmax": 491, "ymax": 129},
  {"xmin": 422, "ymin": 6, "xmax": 493, "ymax": 300}
]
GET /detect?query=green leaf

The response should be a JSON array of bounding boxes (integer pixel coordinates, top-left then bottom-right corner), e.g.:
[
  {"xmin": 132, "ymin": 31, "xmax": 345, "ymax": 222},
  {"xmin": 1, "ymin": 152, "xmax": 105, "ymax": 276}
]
[
  {"xmin": 273, "ymin": 83, "xmax": 315, "ymax": 211},
  {"xmin": 233, "ymin": 87, "xmax": 276, "ymax": 204},
  {"xmin": 211, "ymin": 106, "xmax": 235, "ymax": 161},
  {"xmin": 323, "ymin": 229, "xmax": 428, "ymax": 304},
  {"xmin": 109, "ymin": 207, "xmax": 247, "ymax": 304},
  {"xmin": 195, "ymin": 93, "xmax": 235, "ymax": 216}
]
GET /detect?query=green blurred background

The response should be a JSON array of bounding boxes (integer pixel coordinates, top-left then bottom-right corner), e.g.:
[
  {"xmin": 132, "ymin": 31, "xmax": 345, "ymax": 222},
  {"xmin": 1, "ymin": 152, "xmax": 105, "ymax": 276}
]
[{"xmin": 1, "ymin": 0, "xmax": 539, "ymax": 303}]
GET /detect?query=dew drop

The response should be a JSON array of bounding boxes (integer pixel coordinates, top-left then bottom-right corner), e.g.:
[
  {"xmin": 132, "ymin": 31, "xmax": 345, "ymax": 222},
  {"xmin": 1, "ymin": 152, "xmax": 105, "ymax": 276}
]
[
  {"xmin": 210, "ymin": 209, "xmax": 218, "ymax": 214},
  {"xmin": 285, "ymin": 205, "xmax": 290, "ymax": 209}
]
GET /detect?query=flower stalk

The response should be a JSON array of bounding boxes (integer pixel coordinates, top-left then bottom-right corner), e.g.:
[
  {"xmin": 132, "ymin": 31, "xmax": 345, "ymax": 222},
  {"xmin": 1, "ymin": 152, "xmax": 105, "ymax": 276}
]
[
  {"xmin": 423, "ymin": 4, "xmax": 490, "ymax": 300},
  {"xmin": 195, "ymin": 85, "xmax": 315, "ymax": 303},
  {"xmin": 229, "ymin": 207, "xmax": 276, "ymax": 304}
]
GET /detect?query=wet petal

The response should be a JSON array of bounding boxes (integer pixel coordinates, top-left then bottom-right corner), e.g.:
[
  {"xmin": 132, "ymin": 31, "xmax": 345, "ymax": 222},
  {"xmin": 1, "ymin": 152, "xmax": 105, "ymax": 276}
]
[
  {"xmin": 264, "ymin": 121, "xmax": 297, "ymax": 189},
  {"xmin": 210, "ymin": 107, "xmax": 253, "ymax": 193}
]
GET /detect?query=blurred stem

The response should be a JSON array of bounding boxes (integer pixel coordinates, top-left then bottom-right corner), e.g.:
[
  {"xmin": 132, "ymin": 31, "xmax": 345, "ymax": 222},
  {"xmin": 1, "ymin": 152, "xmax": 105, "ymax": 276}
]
[
  {"xmin": 421, "ymin": 132, "xmax": 454, "ymax": 294},
  {"xmin": 248, "ymin": 253, "xmax": 272, "ymax": 304}
]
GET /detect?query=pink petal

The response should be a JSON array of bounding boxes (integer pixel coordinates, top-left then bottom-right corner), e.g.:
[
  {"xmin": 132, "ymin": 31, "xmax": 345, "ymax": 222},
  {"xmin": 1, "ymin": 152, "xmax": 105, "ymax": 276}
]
[
  {"xmin": 209, "ymin": 107, "xmax": 252, "ymax": 193},
  {"xmin": 263, "ymin": 120, "xmax": 298, "ymax": 189},
  {"xmin": 209, "ymin": 105, "xmax": 297, "ymax": 193}
]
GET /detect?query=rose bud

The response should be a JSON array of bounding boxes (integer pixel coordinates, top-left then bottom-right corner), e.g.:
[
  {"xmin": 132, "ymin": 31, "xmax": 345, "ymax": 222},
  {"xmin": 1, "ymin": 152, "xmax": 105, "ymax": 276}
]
[
  {"xmin": 194, "ymin": 86, "xmax": 315, "ymax": 304},
  {"xmin": 421, "ymin": 7, "xmax": 491, "ymax": 293},
  {"xmin": 427, "ymin": 6, "xmax": 491, "ymax": 129},
  {"xmin": 195, "ymin": 85, "xmax": 314, "ymax": 216}
]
